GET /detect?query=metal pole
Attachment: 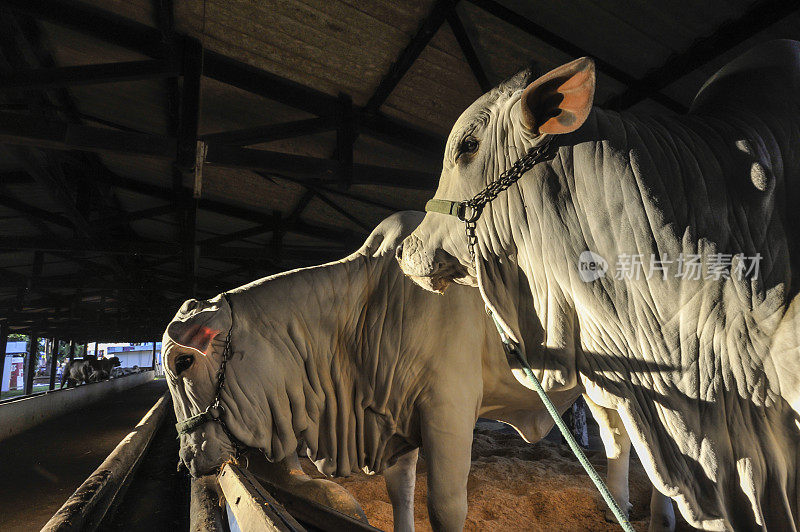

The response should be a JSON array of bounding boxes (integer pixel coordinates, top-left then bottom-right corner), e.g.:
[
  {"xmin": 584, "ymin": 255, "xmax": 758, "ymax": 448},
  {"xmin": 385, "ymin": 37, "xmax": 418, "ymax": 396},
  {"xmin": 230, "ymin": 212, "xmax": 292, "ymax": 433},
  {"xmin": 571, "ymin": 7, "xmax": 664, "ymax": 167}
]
[
  {"xmin": 82, "ymin": 342, "xmax": 88, "ymax": 357},
  {"xmin": 49, "ymin": 337, "xmax": 60, "ymax": 390},
  {"xmin": 69, "ymin": 340, "xmax": 75, "ymax": 361},
  {"xmin": 151, "ymin": 340, "xmax": 157, "ymax": 371},
  {"xmin": 0, "ymin": 322, "xmax": 8, "ymax": 395},
  {"xmin": 24, "ymin": 334, "xmax": 38, "ymax": 395}
]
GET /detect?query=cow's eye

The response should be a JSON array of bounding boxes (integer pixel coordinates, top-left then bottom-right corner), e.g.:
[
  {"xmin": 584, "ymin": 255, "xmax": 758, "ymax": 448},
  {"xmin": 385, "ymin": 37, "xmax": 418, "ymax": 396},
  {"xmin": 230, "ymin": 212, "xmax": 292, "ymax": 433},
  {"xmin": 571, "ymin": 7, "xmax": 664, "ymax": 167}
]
[
  {"xmin": 175, "ymin": 354, "xmax": 194, "ymax": 375},
  {"xmin": 457, "ymin": 136, "xmax": 479, "ymax": 160}
]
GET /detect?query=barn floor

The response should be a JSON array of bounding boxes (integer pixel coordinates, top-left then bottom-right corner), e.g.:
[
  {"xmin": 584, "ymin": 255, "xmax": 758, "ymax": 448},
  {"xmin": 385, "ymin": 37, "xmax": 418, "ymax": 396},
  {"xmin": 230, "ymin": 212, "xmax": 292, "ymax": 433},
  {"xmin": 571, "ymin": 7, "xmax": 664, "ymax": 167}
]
[
  {"xmin": 0, "ymin": 380, "xmax": 167, "ymax": 532},
  {"xmin": 306, "ymin": 423, "xmax": 696, "ymax": 532}
]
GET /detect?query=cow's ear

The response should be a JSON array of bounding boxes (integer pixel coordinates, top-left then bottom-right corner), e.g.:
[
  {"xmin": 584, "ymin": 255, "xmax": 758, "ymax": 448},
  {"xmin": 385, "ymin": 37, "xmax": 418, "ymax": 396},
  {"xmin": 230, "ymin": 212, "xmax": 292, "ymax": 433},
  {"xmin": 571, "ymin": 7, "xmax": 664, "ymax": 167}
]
[
  {"xmin": 520, "ymin": 57, "xmax": 595, "ymax": 135},
  {"xmin": 165, "ymin": 295, "xmax": 232, "ymax": 356},
  {"xmin": 175, "ymin": 323, "xmax": 222, "ymax": 355}
]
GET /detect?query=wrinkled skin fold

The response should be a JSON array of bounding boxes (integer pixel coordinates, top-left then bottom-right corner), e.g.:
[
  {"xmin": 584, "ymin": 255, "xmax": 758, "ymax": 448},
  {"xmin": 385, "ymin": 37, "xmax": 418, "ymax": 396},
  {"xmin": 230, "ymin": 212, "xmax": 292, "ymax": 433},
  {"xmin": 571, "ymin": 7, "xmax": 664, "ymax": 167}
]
[
  {"xmin": 164, "ymin": 212, "xmax": 674, "ymax": 531},
  {"xmin": 398, "ymin": 41, "xmax": 800, "ymax": 530}
]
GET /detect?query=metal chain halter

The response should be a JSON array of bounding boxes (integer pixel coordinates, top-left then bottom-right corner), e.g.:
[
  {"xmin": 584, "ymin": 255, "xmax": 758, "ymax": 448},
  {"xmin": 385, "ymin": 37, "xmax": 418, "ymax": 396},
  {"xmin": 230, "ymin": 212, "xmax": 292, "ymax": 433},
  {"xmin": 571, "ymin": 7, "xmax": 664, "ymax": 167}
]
[
  {"xmin": 175, "ymin": 293, "xmax": 247, "ymax": 458},
  {"xmin": 425, "ymin": 137, "xmax": 557, "ymax": 262}
]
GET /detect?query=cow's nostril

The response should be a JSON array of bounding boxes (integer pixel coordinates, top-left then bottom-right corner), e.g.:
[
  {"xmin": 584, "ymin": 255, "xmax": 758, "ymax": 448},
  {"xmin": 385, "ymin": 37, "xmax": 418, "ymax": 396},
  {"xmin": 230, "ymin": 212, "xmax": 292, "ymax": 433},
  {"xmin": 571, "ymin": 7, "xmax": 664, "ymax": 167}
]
[{"xmin": 394, "ymin": 242, "xmax": 404, "ymax": 261}]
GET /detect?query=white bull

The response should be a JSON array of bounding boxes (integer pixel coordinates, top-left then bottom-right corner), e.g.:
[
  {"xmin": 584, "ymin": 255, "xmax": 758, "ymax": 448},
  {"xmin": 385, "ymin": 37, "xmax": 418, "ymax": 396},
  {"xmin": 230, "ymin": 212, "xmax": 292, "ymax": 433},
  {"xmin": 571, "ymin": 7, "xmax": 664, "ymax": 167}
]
[
  {"xmin": 398, "ymin": 41, "xmax": 800, "ymax": 530},
  {"xmin": 164, "ymin": 212, "xmax": 673, "ymax": 531}
]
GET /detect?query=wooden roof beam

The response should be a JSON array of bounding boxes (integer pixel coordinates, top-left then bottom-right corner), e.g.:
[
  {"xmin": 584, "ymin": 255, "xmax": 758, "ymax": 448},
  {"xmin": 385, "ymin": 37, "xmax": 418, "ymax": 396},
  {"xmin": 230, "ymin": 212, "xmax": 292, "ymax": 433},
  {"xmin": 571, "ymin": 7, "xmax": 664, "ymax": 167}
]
[
  {"xmin": 363, "ymin": 0, "xmax": 459, "ymax": 114},
  {"xmin": 0, "ymin": 193, "xmax": 73, "ymax": 228},
  {"xmin": 77, "ymin": 165, "xmax": 364, "ymax": 244},
  {"xmin": 466, "ymin": 0, "xmax": 687, "ymax": 113},
  {"xmin": 447, "ymin": 9, "xmax": 491, "ymax": 92},
  {"xmin": 204, "ymin": 144, "xmax": 437, "ymax": 189},
  {"xmin": 0, "ymin": 112, "xmax": 438, "ymax": 189},
  {"xmin": 88, "ymin": 203, "xmax": 182, "ymax": 230},
  {"xmin": 0, "ymin": 59, "xmax": 178, "ymax": 92},
  {"xmin": 200, "ymin": 116, "xmax": 339, "ymax": 146},
  {"xmin": 0, "ymin": 235, "xmax": 349, "ymax": 262},
  {"xmin": 605, "ymin": 0, "xmax": 800, "ymax": 110},
  {"xmin": 1, "ymin": 0, "xmax": 446, "ymax": 155}
]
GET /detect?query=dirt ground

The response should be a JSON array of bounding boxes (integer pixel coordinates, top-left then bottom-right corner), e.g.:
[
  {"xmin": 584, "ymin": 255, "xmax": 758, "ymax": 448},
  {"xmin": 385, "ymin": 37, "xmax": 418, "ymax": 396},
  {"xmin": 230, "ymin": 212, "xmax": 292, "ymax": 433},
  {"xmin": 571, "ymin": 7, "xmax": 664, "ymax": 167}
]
[
  {"xmin": 304, "ymin": 426, "xmax": 693, "ymax": 532},
  {"xmin": 0, "ymin": 380, "xmax": 167, "ymax": 532}
]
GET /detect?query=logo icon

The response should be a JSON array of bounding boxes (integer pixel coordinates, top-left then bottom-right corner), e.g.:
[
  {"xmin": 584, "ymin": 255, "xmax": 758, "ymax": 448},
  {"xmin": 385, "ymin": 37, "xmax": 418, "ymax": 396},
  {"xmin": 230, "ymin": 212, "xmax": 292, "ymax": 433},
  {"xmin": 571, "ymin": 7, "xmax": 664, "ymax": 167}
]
[{"xmin": 577, "ymin": 251, "xmax": 608, "ymax": 282}]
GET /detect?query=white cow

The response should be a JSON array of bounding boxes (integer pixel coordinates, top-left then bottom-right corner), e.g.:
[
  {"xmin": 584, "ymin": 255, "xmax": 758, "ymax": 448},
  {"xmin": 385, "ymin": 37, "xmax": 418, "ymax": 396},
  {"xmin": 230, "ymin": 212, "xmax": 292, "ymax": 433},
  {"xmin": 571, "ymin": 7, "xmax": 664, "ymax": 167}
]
[
  {"xmin": 398, "ymin": 41, "xmax": 800, "ymax": 530},
  {"xmin": 164, "ymin": 212, "xmax": 673, "ymax": 531}
]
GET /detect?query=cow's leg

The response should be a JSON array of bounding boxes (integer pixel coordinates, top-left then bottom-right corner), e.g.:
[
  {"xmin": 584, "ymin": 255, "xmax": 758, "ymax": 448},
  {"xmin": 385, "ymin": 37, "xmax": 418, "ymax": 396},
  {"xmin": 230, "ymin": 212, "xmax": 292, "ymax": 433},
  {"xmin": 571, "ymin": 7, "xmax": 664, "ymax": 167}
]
[
  {"xmin": 384, "ymin": 448, "xmax": 418, "ymax": 532},
  {"xmin": 421, "ymin": 407, "xmax": 473, "ymax": 532},
  {"xmin": 649, "ymin": 487, "xmax": 676, "ymax": 532},
  {"xmin": 583, "ymin": 396, "xmax": 632, "ymax": 521}
]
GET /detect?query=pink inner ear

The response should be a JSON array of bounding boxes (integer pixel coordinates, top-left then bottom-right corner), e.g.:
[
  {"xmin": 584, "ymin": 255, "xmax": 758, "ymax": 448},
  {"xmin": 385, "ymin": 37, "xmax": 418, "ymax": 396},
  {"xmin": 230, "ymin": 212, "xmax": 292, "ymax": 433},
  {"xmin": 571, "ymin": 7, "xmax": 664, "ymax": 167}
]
[{"xmin": 178, "ymin": 324, "xmax": 221, "ymax": 355}]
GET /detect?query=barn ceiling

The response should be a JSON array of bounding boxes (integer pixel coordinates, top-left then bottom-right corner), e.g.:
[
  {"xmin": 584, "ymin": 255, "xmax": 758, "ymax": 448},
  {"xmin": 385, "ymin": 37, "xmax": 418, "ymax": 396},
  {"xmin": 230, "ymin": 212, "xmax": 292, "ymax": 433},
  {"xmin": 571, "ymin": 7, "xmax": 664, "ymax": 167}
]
[{"xmin": 0, "ymin": 0, "xmax": 796, "ymax": 340}]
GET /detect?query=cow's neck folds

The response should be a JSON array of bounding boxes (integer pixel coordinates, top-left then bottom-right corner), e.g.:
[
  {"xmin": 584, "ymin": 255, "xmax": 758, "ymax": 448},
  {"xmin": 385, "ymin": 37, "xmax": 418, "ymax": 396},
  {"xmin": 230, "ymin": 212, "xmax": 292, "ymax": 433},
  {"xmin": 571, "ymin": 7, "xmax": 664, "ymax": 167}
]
[
  {"xmin": 501, "ymin": 108, "xmax": 792, "ymax": 402},
  {"xmin": 222, "ymin": 255, "xmax": 422, "ymax": 476}
]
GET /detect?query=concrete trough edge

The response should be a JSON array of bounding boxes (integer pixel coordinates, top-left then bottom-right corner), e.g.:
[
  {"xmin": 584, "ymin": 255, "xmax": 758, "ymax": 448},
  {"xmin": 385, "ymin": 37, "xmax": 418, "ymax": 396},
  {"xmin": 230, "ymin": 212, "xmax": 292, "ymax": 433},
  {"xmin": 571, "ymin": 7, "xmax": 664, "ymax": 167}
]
[
  {"xmin": 218, "ymin": 462, "xmax": 305, "ymax": 532},
  {"xmin": 190, "ymin": 475, "xmax": 227, "ymax": 532},
  {"xmin": 0, "ymin": 371, "xmax": 156, "ymax": 442},
  {"xmin": 40, "ymin": 392, "xmax": 170, "ymax": 532}
]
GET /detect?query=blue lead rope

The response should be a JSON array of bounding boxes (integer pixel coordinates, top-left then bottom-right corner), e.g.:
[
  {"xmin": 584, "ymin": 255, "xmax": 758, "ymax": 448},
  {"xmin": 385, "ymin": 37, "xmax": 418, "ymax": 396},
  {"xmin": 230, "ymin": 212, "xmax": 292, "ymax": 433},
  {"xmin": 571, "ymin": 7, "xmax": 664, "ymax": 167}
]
[{"xmin": 488, "ymin": 308, "xmax": 635, "ymax": 532}]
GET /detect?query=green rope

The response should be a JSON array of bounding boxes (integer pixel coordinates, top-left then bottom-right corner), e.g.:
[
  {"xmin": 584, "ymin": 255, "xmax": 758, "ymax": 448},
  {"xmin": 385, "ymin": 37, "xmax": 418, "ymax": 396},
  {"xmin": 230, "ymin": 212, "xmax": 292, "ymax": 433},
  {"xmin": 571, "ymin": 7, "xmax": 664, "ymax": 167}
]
[{"xmin": 488, "ymin": 309, "xmax": 635, "ymax": 532}]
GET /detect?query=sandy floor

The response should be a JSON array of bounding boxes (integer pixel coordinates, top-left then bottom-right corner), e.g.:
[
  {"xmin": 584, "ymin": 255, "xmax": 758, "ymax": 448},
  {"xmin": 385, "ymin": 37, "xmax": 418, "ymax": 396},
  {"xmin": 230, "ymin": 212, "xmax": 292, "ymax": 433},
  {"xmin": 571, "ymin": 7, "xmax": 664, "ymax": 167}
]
[{"xmin": 304, "ymin": 426, "xmax": 692, "ymax": 531}]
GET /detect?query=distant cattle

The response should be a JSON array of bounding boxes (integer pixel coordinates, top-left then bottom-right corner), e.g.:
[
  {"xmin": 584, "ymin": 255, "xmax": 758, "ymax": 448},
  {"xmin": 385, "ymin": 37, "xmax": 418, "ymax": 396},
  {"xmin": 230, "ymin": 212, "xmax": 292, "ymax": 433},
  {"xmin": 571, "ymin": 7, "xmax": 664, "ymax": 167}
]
[
  {"xmin": 60, "ymin": 358, "xmax": 95, "ymax": 388},
  {"xmin": 97, "ymin": 356, "xmax": 121, "ymax": 375},
  {"xmin": 110, "ymin": 364, "xmax": 143, "ymax": 378},
  {"xmin": 60, "ymin": 356, "xmax": 120, "ymax": 388}
]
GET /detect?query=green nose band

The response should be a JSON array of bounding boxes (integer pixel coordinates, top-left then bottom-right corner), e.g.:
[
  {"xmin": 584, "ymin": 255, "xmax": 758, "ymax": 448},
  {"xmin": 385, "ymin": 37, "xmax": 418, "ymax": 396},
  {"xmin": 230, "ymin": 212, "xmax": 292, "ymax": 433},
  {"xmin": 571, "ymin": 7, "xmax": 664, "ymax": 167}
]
[
  {"xmin": 425, "ymin": 199, "xmax": 462, "ymax": 217},
  {"xmin": 425, "ymin": 199, "xmax": 483, "ymax": 223}
]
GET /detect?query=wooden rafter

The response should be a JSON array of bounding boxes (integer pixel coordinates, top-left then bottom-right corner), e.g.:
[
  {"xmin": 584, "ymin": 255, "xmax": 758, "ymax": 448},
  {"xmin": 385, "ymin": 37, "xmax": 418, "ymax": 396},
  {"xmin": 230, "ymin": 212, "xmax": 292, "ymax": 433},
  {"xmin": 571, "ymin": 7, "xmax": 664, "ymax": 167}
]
[
  {"xmin": 605, "ymin": 0, "xmax": 800, "ymax": 110},
  {"xmin": 200, "ymin": 116, "xmax": 339, "ymax": 146},
  {"xmin": 0, "ymin": 0, "xmax": 446, "ymax": 155},
  {"xmin": 0, "ymin": 112, "xmax": 438, "ymax": 189},
  {"xmin": 0, "ymin": 59, "xmax": 178, "ymax": 91},
  {"xmin": 466, "ymin": 0, "xmax": 688, "ymax": 113},
  {"xmin": 363, "ymin": 0, "xmax": 459, "ymax": 113},
  {"xmin": 447, "ymin": 9, "xmax": 491, "ymax": 92}
]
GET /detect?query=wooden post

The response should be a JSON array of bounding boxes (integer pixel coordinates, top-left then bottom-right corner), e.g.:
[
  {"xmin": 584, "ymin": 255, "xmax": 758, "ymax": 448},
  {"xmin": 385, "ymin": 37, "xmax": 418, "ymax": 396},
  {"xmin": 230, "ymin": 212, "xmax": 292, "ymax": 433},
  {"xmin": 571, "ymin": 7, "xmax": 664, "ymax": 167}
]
[
  {"xmin": 151, "ymin": 340, "xmax": 157, "ymax": 370},
  {"xmin": 49, "ymin": 337, "xmax": 60, "ymax": 390},
  {"xmin": 24, "ymin": 334, "xmax": 38, "ymax": 395},
  {"xmin": 177, "ymin": 37, "xmax": 202, "ymax": 299},
  {"xmin": 82, "ymin": 342, "xmax": 88, "ymax": 357},
  {"xmin": 69, "ymin": 340, "xmax": 75, "ymax": 361},
  {"xmin": 0, "ymin": 322, "xmax": 8, "ymax": 395},
  {"xmin": 336, "ymin": 93, "xmax": 354, "ymax": 189}
]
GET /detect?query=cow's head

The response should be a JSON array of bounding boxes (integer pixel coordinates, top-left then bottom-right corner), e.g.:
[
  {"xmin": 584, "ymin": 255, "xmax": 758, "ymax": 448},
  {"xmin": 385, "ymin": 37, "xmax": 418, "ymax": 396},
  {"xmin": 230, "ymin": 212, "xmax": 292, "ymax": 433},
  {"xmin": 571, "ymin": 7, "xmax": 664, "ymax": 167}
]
[
  {"xmin": 163, "ymin": 291, "xmax": 308, "ymax": 477},
  {"xmin": 163, "ymin": 294, "xmax": 237, "ymax": 477},
  {"xmin": 397, "ymin": 58, "xmax": 595, "ymax": 390},
  {"xmin": 397, "ymin": 57, "xmax": 595, "ymax": 290}
]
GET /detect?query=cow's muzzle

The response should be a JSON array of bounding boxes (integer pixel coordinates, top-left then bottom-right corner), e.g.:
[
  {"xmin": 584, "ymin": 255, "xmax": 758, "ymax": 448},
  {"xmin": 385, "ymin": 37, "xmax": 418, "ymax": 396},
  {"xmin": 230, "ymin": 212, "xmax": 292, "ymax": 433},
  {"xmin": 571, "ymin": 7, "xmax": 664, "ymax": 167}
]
[{"xmin": 396, "ymin": 235, "xmax": 468, "ymax": 293}]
